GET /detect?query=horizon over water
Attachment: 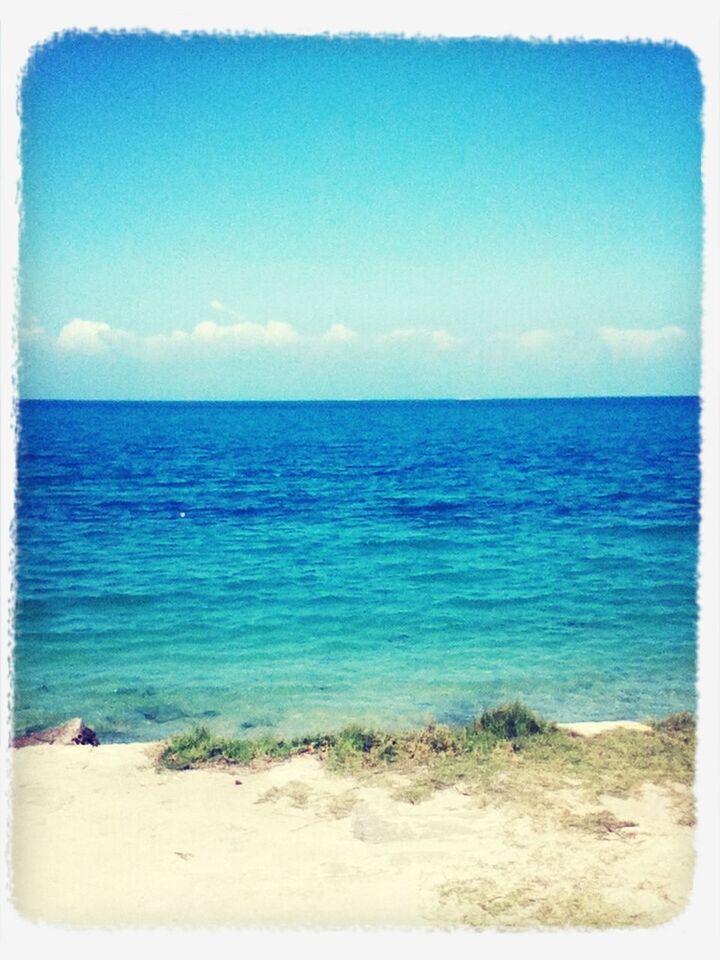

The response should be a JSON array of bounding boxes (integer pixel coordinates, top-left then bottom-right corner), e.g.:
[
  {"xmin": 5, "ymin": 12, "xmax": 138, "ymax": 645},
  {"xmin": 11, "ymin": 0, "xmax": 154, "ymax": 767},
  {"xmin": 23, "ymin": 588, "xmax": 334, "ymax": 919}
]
[
  {"xmin": 14, "ymin": 396, "xmax": 699, "ymax": 742},
  {"xmin": 19, "ymin": 393, "xmax": 698, "ymax": 403}
]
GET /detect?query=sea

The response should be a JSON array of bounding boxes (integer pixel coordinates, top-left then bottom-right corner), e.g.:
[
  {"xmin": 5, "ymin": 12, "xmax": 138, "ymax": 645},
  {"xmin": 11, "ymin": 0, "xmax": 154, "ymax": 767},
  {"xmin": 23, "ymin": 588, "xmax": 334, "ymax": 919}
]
[{"xmin": 13, "ymin": 397, "xmax": 699, "ymax": 743}]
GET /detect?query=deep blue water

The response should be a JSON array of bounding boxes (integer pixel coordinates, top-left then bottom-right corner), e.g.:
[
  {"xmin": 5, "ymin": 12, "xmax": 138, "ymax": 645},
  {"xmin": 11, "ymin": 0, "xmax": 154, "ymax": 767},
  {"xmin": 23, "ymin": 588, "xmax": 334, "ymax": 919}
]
[{"xmin": 13, "ymin": 397, "xmax": 699, "ymax": 742}]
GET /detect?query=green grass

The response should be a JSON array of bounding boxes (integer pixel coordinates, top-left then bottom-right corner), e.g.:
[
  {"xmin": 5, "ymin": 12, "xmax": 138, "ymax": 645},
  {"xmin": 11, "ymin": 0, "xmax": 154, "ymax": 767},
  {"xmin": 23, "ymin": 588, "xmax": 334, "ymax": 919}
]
[
  {"xmin": 158, "ymin": 702, "xmax": 550, "ymax": 771},
  {"xmin": 158, "ymin": 704, "xmax": 695, "ymax": 815},
  {"xmin": 158, "ymin": 726, "xmax": 333, "ymax": 770},
  {"xmin": 472, "ymin": 701, "xmax": 551, "ymax": 739}
]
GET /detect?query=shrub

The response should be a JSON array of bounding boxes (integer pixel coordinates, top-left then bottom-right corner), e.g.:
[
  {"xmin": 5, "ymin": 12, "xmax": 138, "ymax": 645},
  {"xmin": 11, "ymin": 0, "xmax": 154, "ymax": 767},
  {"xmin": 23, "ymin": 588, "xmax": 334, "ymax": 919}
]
[
  {"xmin": 651, "ymin": 712, "xmax": 695, "ymax": 737},
  {"xmin": 473, "ymin": 702, "xmax": 550, "ymax": 740}
]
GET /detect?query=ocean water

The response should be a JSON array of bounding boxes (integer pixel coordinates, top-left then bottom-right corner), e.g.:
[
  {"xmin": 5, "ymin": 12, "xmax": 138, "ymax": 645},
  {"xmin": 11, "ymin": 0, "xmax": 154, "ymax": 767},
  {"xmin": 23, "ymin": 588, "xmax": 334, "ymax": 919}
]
[{"xmin": 13, "ymin": 397, "xmax": 699, "ymax": 742}]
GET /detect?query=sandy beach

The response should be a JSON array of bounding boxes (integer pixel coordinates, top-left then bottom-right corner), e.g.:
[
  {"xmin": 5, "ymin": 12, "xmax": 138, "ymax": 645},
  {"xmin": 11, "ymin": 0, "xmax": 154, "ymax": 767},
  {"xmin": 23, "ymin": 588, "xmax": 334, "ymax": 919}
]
[{"xmin": 11, "ymin": 722, "xmax": 694, "ymax": 930}]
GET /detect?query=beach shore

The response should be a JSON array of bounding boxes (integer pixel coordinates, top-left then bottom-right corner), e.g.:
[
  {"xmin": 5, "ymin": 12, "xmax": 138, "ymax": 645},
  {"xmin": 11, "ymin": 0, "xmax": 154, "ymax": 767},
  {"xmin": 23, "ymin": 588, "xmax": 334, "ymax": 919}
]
[{"xmin": 10, "ymin": 721, "xmax": 694, "ymax": 929}]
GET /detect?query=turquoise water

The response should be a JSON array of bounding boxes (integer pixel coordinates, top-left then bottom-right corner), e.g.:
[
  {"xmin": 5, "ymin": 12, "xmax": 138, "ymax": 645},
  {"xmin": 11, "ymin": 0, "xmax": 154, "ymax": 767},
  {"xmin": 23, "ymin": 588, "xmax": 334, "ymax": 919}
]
[{"xmin": 14, "ymin": 397, "xmax": 699, "ymax": 741}]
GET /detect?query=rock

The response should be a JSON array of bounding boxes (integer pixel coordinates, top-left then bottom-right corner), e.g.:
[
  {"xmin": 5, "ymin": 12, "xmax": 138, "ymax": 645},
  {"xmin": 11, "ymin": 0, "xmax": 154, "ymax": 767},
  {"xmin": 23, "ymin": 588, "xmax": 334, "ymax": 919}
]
[{"xmin": 13, "ymin": 717, "xmax": 99, "ymax": 748}]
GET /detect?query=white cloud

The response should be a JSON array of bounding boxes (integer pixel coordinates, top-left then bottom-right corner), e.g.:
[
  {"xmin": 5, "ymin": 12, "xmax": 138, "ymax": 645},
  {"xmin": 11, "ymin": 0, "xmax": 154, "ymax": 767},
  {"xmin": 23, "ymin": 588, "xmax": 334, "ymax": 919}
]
[
  {"xmin": 599, "ymin": 325, "xmax": 686, "ymax": 357},
  {"xmin": 263, "ymin": 321, "xmax": 299, "ymax": 346},
  {"xmin": 323, "ymin": 323, "xmax": 357, "ymax": 344},
  {"xmin": 55, "ymin": 317, "xmax": 299, "ymax": 356},
  {"xmin": 52, "ymin": 314, "xmax": 467, "ymax": 360},
  {"xmin": 56, "ymin": 318, "xmax": 131, "ymax": 355},
  {"xmin": 196, "ymin": 301, "xmax": 299, "ymax": 347},
  {"xmin": 172, "ymin": 318, "xmax": 300, "ymax": 348}
]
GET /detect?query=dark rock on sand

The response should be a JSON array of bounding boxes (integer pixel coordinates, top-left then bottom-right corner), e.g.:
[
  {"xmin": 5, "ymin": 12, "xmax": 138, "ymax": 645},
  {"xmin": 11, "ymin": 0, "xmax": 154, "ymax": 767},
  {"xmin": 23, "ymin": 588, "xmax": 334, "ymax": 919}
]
[{"xmin": 13, "ymin": 717, "xmax": 99, "ymax": 748}]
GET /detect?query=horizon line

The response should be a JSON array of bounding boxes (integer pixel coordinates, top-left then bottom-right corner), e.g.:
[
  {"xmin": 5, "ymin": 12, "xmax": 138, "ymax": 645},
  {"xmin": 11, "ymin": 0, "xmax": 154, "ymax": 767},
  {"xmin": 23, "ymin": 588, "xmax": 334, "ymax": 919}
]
[{"xmin": 17, "ymin": 393, "xmax": 700, "ymax": 404}]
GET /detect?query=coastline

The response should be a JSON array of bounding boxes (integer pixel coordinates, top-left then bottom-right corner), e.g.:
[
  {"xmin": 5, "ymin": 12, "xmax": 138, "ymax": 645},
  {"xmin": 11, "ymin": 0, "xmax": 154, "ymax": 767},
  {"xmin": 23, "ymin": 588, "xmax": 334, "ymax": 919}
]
[{"xmin": 11, "ymin": 718, "xmax": 694, "ymax": 929}]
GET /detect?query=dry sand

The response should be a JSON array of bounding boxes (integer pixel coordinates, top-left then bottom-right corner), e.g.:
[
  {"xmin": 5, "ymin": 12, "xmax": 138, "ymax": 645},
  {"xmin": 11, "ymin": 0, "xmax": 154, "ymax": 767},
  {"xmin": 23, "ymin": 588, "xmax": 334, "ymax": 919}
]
[
  {"xmin": 11, "ymin": 725, "xmax": 694, "ymax": 930},
  {"xmin": 556, "ymin": 720, "xmax": 654, "ymax": 737}
]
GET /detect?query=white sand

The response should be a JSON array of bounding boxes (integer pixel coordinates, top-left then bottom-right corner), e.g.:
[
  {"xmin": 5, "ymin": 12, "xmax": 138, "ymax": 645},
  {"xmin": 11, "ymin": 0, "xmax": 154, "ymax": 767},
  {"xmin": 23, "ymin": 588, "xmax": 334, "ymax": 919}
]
[
  {"xmin": 11, "ymin": 728, "xmax": 694, "ymax": 929},
  {"xmin": 558, "ymin": 720, "xmax": 654, "ymax": 736}
]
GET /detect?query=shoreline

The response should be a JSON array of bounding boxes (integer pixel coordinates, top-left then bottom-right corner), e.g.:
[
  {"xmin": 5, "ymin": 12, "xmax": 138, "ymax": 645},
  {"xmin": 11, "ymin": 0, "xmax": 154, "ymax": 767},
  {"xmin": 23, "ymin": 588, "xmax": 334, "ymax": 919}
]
[
  {"xmin": 11, "ymin": 716, "xmax": 694, "ymax": 929},
  {"xmin": 12, "ymin": 717, "xmax": 659, "ymax": 750}
]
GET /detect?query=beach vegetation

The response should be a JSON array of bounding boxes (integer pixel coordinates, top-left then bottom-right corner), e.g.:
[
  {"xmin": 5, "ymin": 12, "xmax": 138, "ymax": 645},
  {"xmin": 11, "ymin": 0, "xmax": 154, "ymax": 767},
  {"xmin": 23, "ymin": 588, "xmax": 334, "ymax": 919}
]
[
  {"xmin": 472, "ymin": 702, "xmax": 552, "ymax": 739},
  {"xmin": 324, "ymin": 790, "xmax": 361, "ymax": 819},
  {"xmin": 438, "ymin": 876, "xmax": 649, "ymax": 928},
  {"xmin": 158, "ymin": 704, "xmax": 695, "ymax": 821},
  {"xmin": 158, "ymin": 726, "xmax": 329, "ymax": 770},
  {"xmin": 257, "ymin": 781, "xmax": 312, "ymax": 808},
  {"xmin": 159, "ymin": 702, "xmax": 551, "ymax": 772},
  {"xmin": 651, "ymin": 711, "xmax": 695, "ymax": 740}
]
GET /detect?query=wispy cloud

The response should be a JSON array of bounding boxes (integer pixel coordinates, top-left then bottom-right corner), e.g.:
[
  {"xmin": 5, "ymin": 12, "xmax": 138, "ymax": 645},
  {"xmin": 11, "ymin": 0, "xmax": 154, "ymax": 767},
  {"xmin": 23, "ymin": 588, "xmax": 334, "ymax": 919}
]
[{"xmin": 599, "ymin": 325, "xmax": 686, "ymax": 357}]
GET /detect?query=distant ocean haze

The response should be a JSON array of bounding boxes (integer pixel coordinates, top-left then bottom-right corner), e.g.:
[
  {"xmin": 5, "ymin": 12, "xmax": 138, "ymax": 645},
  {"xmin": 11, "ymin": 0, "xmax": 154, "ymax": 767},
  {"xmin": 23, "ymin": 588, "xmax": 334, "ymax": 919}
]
[{"xmin": 13, "ymin": 397, "xmax": 699, "ymax": 741}]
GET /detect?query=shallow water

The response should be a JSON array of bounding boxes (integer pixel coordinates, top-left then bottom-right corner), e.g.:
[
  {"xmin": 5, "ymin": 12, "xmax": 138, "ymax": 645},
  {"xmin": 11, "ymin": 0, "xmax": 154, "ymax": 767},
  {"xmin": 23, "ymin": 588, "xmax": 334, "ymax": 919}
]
[{"xmin": 14, "ymin": 397, "xmax": 699, "ymax": 741}]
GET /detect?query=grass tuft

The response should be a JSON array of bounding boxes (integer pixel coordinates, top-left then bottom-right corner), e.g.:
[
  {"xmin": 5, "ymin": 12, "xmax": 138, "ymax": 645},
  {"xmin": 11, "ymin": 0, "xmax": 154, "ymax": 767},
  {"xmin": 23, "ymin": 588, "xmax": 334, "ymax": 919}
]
[{"xmin": 472, "ymin": 702, "xmax": 551, "ymax": 740}]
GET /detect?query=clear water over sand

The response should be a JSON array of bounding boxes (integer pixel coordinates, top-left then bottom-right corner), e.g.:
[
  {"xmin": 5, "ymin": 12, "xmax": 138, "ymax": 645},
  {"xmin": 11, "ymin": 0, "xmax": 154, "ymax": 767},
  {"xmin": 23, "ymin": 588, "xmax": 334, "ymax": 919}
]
[{"xmin": 14, "ymin": 397, "xmax": 698, "ymax": 741}]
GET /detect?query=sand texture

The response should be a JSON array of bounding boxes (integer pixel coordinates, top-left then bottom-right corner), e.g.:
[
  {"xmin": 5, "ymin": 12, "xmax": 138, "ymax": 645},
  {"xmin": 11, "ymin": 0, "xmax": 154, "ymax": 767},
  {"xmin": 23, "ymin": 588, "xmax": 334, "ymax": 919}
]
[
  {"xmin": 557, "ymin": 720, "xmax": 654, "ymax": 736},
  {"xmin": 11, "ymin": 734, "xmax": 694, "ymax": 930}
]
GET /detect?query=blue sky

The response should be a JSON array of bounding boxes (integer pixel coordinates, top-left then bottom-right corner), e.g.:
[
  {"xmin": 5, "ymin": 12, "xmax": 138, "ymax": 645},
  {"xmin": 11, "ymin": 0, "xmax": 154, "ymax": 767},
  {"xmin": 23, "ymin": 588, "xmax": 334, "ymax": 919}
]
[{"xmin": 18, "ymin": 34, "xmax": 702, "ymax": 399}]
